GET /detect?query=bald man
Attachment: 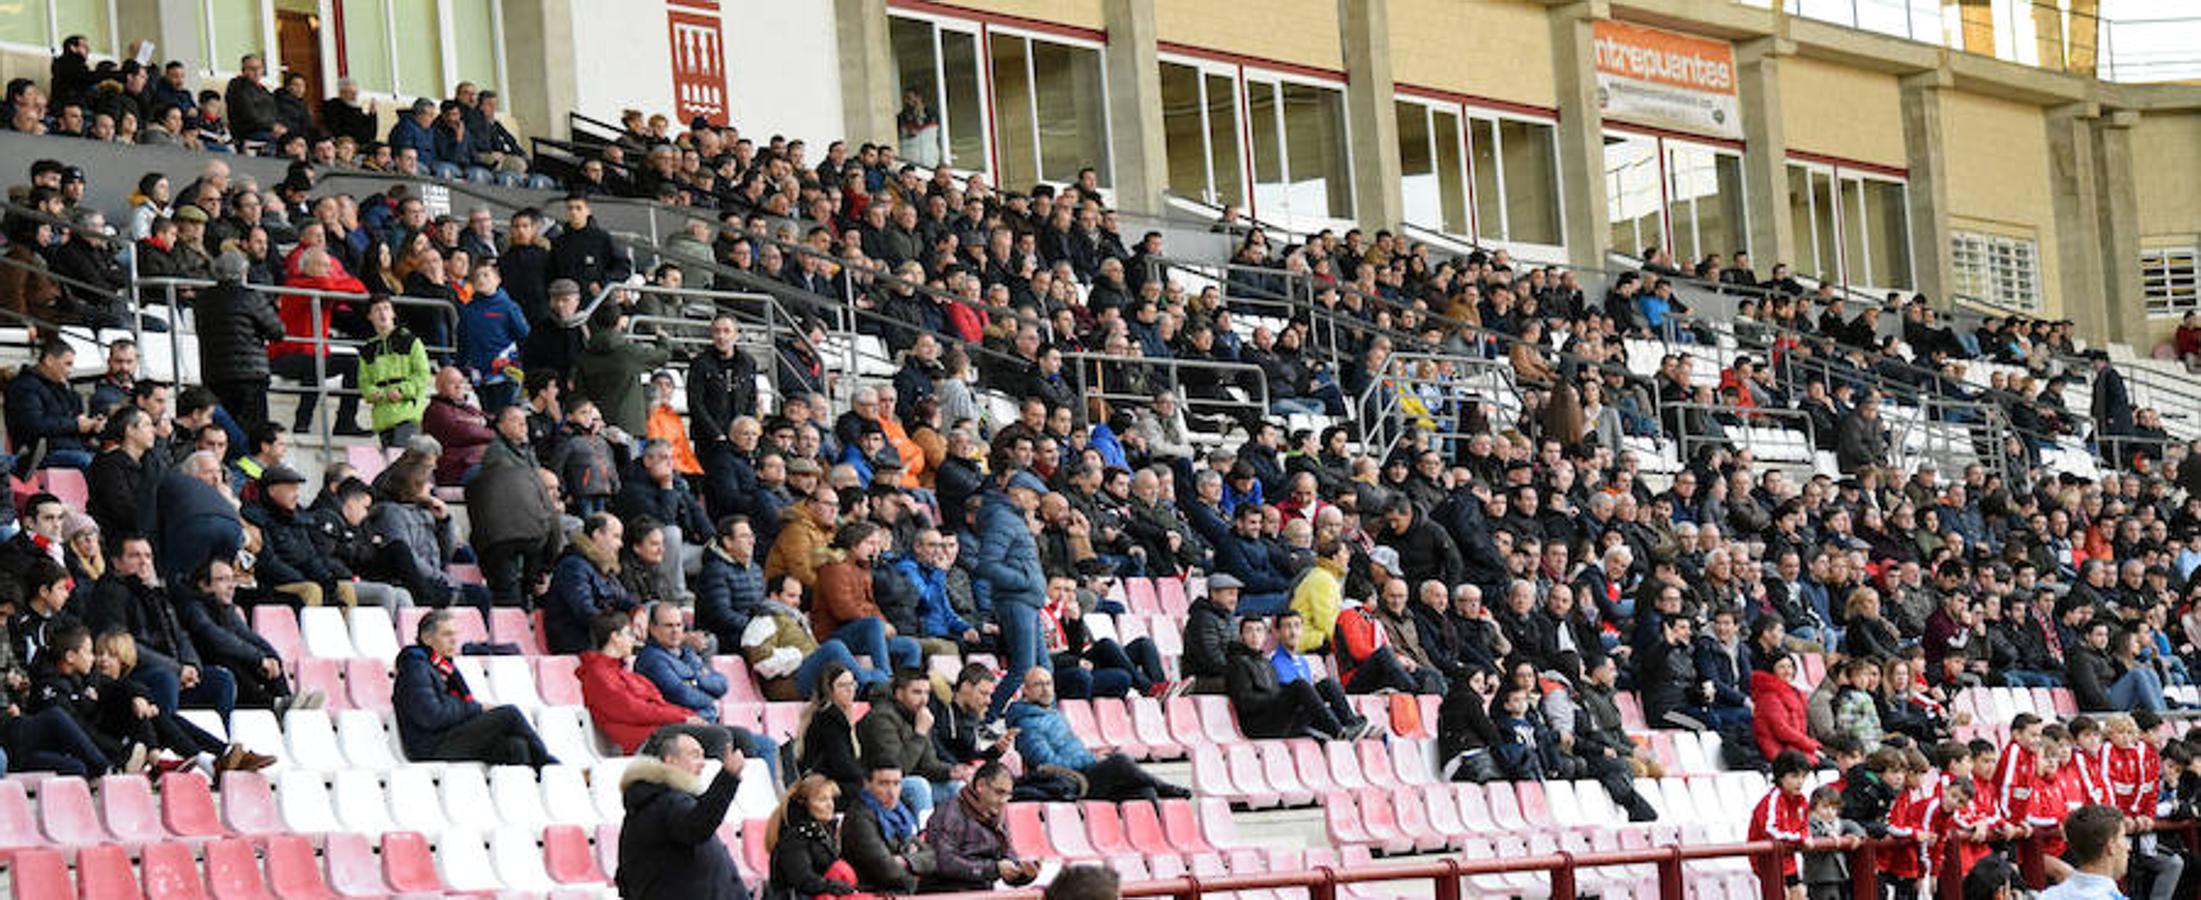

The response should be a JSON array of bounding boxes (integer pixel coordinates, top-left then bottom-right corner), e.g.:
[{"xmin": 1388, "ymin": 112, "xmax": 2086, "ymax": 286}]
[
  {"xmin": 1004, "ymin": 667, "xmax": 1189, "ymax": 802},
  {"xmin": 424, "ymin": 366, "xmax": 494, "ymax": 484}
]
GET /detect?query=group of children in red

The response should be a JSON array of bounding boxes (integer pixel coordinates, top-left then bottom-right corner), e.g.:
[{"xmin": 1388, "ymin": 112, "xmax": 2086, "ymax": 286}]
[{"xmin": 1749, "ymin": 711, "xmax": 2172, "ymax": 900}]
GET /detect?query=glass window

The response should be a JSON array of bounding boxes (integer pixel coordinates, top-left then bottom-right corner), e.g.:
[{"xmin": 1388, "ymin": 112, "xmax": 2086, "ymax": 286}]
[
  {"xmin": 1432, "ymin": 110, "xmax": 1468, "ymax": 238},
  {"xmin": 939, "ymin": 31, "xmax": 985, "ymax": 171},
  {"xmin": 1951, "ymin": 230, "xmax": 2040, "ymax": 311},
  {"xmin": 989, "ymin": 35, "xmax": 1036, "ymax": 190},
  {"xmin": 450, "ymin": 0, "xmax": 499, "ymax": 92},
  {"xmin": 1030, "ymin": 39, "xmax": 1107, "ymax": 186},
  {"xmin": 1205, "ymin": 72, "xmax": 1243, "ymax": 208},
  {"xmin": 1665, "ymin": 144, "xmax": 1745, "ymax": 265},
  {"xmin": 1786, "ymin": 164, "xmax": 1823, "ymax": 276},
  {"xmin": 1248, "ymin": 81, "xmax": 1284, "ymax": 217},
  {"xmin": 0, "ymin": 1, "xmax": 52, "ymax": 49},
  {"xmin": 207, "ymin": 0, "xmax": 264, "ymax": 69},
  {"xmin": 1470, "ymin": 117, "xmax": 1501, "ymax": 240},
  {"xmin": 392, "ymin": 0, "xmax": 443, "ymax": 98},
  {"xmin": 1604, "ymin": 133, "xmax": 1663, "ymax": 258},
  {"xmin": 1808, "ymin": 170, "xmax": 1837, "ymax": 280},
  {"xmin": 1396, "ymin": 102, "xmax": 1438, "ymax": 226},
  {"xmin": 344, "ymin": 0, "xmax": 394, "ymax": 93},
  {"xmin": 56, "ymin": 2, "xmax": 110, "ymax": 55},
  {"xmin": 1161, "ymin": 63, "xmax": 1208, "ymax": 201},
  {"xmin": 1861, "ymin": 180, "xmax": 1911, "ymax": 289},
  {"xmin": 1499, "ymin": 119, "xmax": 1560, "ymax": 246},
  {"xmin": 1281, "ymin": 81, "xmax": 1350, "ymax": 219},
  {"xmin": 890, "ymin": 17, "xmax": 947, "ymax": 168}
]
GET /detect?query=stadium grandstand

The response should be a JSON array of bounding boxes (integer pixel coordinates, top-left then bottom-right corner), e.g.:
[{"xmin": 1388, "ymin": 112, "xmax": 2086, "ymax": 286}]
[{"xmin": 4, "ymin": 1, "xmax": 2201, "ymax": 899}]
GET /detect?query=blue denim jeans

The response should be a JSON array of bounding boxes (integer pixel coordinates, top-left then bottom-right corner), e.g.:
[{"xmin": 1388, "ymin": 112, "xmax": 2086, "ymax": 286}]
[
  {"xmin": 989, "ymin": 600, "xmax": 1044, "ymax": 718},
  {"xmin": 796, "ymin": 639, "xmax": 866, "ymax": 697},
  {"xmin": 10, "ymin": 707, "xmax": 112, "ymax": 775},
  {"xmin": 2002, "ymin": 670, "xmax": 2063, "ymax": 688},
  {"xmin": 134, "ymin": 664, "xmax": 238, "ymax": 723},
  {"xmin": 827, "ymin": 618, "xmax": 922, "ymax": 679},
  {"xmin": 2110, "ymin": 667, "xmax": 2168, "ymax": 711}
]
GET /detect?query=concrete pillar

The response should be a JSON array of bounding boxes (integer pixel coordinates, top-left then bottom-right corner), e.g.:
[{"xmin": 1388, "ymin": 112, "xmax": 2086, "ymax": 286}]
[
  {"xmin": 2047, "ymin": 102, "xmax": 2108, "ymax": 338},
  {"xmin": 1899, "ymin": 68, "xmax": 1953, "ymax": 305},
  {"xmin": 499, "ymin": 0, "xmax": 578, "ymax": 141},
  {"xmin": 1339, "ymin": 0, "xmax": 1403, "ymax": 231},
  {"xmin": 2094, "ymin": 109, "xmax": 2145, "ymax": 342},
  {"xmin": 1102, "ymin": 0, "xmax": 1168, "ymax": 218},
  {"xmin": 835, "ymin": 0, "xmax": 897, "ymax": 149},
  {"xmin": 1736, "ymin": 37, "xmax": 1796, "ymax": 270},
  {"xmin": 1545, "ymin": 0, "xmax": 1611, "ymax": 267}
]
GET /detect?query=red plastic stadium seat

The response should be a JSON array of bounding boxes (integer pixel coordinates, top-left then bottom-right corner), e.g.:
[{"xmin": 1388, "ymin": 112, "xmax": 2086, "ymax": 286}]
[
  {"xmin": 535, "ymin": 656, "xmax": 584, "ymax": 707},
  {"xmin": 1157, "ymin": 578, "xmax": 1190, "ymax": 618},
  {"xmin": 1189, "ymin": 744, "xmax": 1237, "ymax": 798},
  {"xmin": 100, "ymin": 773, "xmax": 171, "ymax": 844},
  {"xmin": 1090, "ymin": 698, "xmax": 1148, "ymax": 759},
  {"xmin": 1352, "ymin": 787, "xmax": 1419, "ymax": 854},
  {"xmin": 76, "ymin": 843, "xmax": 145, "ymax": 900},
  {"xmin": 159, "ymin": 773, "xmax": 228, "ymax": 843},
  {"xmin": 1454, "ymin": 783, "xmax": 1498, "ymax": 830},
  {"xmin": 342, "ymin": 658, "xmax": 393, "ymax": 711},
  {"xmin": 543, "ymin": 824, "xmax": 609, "ymax": 884},
  {"xmin": 296, "ymin": 659, "xmax": 350, "ymax": 712},
  {"xmin": 142, "ymin": 840, "xmax": 209, "ymax": 900},
  {"xmin": 711, "ymin": 655, "xmax": 765, "ymax": 704},
  {"xmin": 595, "ymin": 823, "xmax": 622, "ymax": 881},
  {"xmin": 0, "ymin": 780, "xmax": 51, "ymax": 852},
  {"xmin": 378, "ymin": 831, "xmax": 446, "ymax": 894},
  {"xmin": 400, "ymin": 606, "xmax": 487, "ymax": 646},
  {"xmin": 1124, "ymin": 578, "xmax": 1161, "ymax": 615},
  {"xmin": 1322, "ymin": 790, "xmax": 1373, "ymax": 847},
  {"xmin": 1080, "ymin": 801, "xmax": 1137, "ymax": 856},
  {"xmin": 1042, "ymin": 802, "xmax": 1099, "ymax": 859},
  {"xmin": 1388, "ymin": 787, "xmax": 1446, "ymax": 852},
  {"xmin": 1354, "ymin": 741, "xmax": 1400, "ymax": 790},
  {"xmin": 217, "ymin": 772, "xmax": 284, "ymax": 837},
  {"xmin": 320, "ymin": 832, "xmax": 389, "ymax": 897},
  {"xmin": 491, "ymin": 608, "xmax": 545, "ymax": 654},
  {"xmin": 12, "ymin": 848, "xmax": 71, "ymax": 899},
  {"xmin": 1158, "ymin": 799, "xmax": 1214, "ymax": 854},
  {"xmin": 204, "ymin": 837, "xmax": 276, "ymax": 900},
  {"xmin": 253, "ymin": 607, "xmax": 302, "ymax": 667},
  {"xmin": 1164, "ymin": 696, "xmax": 1207, "ymax": 747},
  {"xmin": 1225, "ymin": 743, "xmax": 1280, "ymax": 807},
  {"xmin": 1128, "ymin": 697, "xmax": 1182, "ymax": 758},
  {"xmin": 42, "ymin": 467, "xmax": 88, "ymax": 510},
  {"xmin": 1515, "ymin": 781, "xmax": 1560, "ymax": 830},
  {"xmin": 1003, "ymin": 804, "xmax": 1055, "ymax": 859},
  {"xmin": 1484, "ymin": 782, "xmax": 1533, "ymax": 832},
  {"xmin": 1613, "ymin": 691, "xmax": 1647, "ymax": 732},
  {"xmin": 1288, "ymin": 739, "xmax": 1337, "ymax": 794},
  {"xmin": 1255, "ymin": 741, "xmax": 1313, "ymax": 805},
  {"xmin": 741, "ymin": 819, "xmax": 771, "ymax": 878},
  {"xmin": 1197, "ymin": 798, "xmax": 1246, "ymax": 849},
  {"xmin": 1059, "ymin": 699, "xmax": 1106, "ymax": 748},
  {"xmin": 38, "ymin": 776, "xmax": 110, "ymax": 845},
  {"xmin": 1194, "ymin": 696, "xmax": 1242, "ymax": 745},
  {"xmin": 1121, "ymin": 800, "xmax": 1173, "ymax": 856}
]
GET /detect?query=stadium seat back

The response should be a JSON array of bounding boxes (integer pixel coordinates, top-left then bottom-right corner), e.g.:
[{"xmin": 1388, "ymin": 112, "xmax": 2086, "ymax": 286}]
[
  {"xmin": 1225, "ymin": 742, "xmax": 1279, "ymax": 807},
  {"xmin": 142, "ymin": 840, "xmax": 209, "ymax": 900},
  {"xmin": 1003, "ymin": 803, "xmax": 1055, "ymax": 859},
  {"xmin": 329, "ymin": 770, "xmax": 397, "ymax": 836},
  {"xmin": 385, "ymin": 767, "xmax": 451, "ymax": 837},
  {"xmin": 76, "ymin": 843, "xmax": 145, "ymax": 900},
  {"xmin": 38, "ymin": 776, "xmax": 110, "ymax": 845},
  {"xmin": 535, "ymin": 656, "xmax": 585, "ymax": 706},
  {"xmin": 542, "ymin": 824, "xmax": 607, "ymax": 884},
  {"xmin": 296, "ymin": 658, "xmax": 349, "ymax": 712},
  {"xmin": 1080, "ymin": 800, "xmax": 1135, "ymax": 856},
  {"xmin": 1254, "ymin": 740, "xmax": 1311, "ymax": 804},
  {"xmin": 217, "ymin": 771, "xmax": 282, "ymax": 836},
  {"xmin": 0, "ymin": 780, "xmax": 48, "ymax": 851},
  {"xmin": 282, "ymin": 709, "xmax": 344, "ymax": 773},
  {"xmin": 541, "ymin": 764, "xmax": 601, "ymax": 827},
  {"xmin": 333, "ymin": 709, "xmax": 398, "ymax": 771},
  {"xmin": 342, "ymin": 658, "xmax": 393, "ymax": 711},
  {"xmin": 299, "ymin": 607, "xmax": 359, "ymax": 659},
  {"xmin": 381, "ymin": 829, "xmax": 454, "ymax": 892},
  {"xmin": 98, "ymin": 773, "xmax": 169, "ymax": 844},
  {"xmin": 492, "ymin": 765, "xmax": 553, "ymax": 829},
  {"xmin": 346, "ymin": 606, "xmax": 402, "ymax": 662},
  {"xmin": 226, "ymin": 711, "xmax": 289, "ymax": 774},
  {"xmin": 10, "ymin": 847, "xmax": 70, "ymax": 900},
  {"xmin": 533, "ymin": 704, "xmax": 606, "ymax": 765},
  {"xmin": 1042, "ymin": 802, "xmax": 1099, "ymax": 858},
  {"xmin": 439, "ymin": 765, "xmax": 504, "ymax": 832},
  {"xmin": 595, "ymin": 822, "xmax": 623, "ymax": 880},
  {"xmin": 276, "ymin": 769, "xmax": 342, "ymax": 835},
  {"xmin": 489, "ymin": 828, "xmax": 559, "ymax": 891},
  {"xmin": 488, "ymin": 656, "xmax": 546, "ymax": 710},
  {"xmin": 1157, "ymin": 798, "xmax": 1212, "ymax": 853}
]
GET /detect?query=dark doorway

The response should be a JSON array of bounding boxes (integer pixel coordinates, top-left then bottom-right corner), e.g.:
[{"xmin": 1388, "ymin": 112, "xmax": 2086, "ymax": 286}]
[{"xmin": 275, "ymin": 10, "xmax": 324, "ymax": 127}]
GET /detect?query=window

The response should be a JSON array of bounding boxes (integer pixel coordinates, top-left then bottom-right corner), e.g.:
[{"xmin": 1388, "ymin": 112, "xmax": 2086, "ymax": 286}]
[
  {"xmin": 1604, "ymin": 133, "xmax": 1665, "ymax": 258},
  {"xmin": 1788, "ymin": 161, "xmax": 1912, "ymax": 291},
  {"xmin": 1162, "ymin": 61, "xmax": 1249, "ymax": 207},
  {"xmin": 55, "ymin": 2, "xmax": 112, "ymax": 55},
  {"xmin": 1950, "ymin": 230, "xmax": 2041, "ymax": 312},
  {"xmin": 990, "ymin": 32, "xmax": 1109, "ymax": 191},
  {"xmin": 1400, "ymin": 102, "xmax": 1561, "ymax": 246},
  {"xmin": 888, "ymin": 15, "xmax": 987, "ymax": 172},
  {"xmin": 1664, "ymin": 143, "xmax": 1745, "ymax": 265},
  {"xmin": 342, "ymin": 0, "xmax": 504, "ymax": 100},
  {"xmin": 2142, "ymin": 246, "xmax": 2200, "ymax": 316},
  {"xmin": 204, "ymin": 0, "xmax": 265, "ymax": 71},
  {"xmin": 0, "ymin": 2, "xmax": 54, "ymax": 50}
]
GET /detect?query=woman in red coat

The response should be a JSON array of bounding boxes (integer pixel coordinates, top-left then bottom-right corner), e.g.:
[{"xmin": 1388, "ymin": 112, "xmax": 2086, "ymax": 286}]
[
  {"xmin": 1750, "ymin": 653, "xmax": 1821, "ymax": 764},
  {"xmin": 576, "ymin": 610, "xmax": 698, "ymax": 754}
]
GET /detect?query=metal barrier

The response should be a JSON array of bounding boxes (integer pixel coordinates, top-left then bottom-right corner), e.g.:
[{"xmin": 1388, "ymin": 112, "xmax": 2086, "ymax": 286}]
[{"xmin": 1352, "ymin": 351, "xmax": 1519, "ymax": 462}]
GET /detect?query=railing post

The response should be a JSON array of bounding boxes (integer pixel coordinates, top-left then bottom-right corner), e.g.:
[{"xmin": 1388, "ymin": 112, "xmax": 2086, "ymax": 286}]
[
  {"xmin": 1753, "ymin": 844, "xmax": 1786, "ymax": 900},
  {"xmin": 1176, "ymin": 876, "xmax": 1203, "ymax": 900},
  {"xmin": 1432, "ymin": 857, "xmax": 1461, "ymax": 900},
  {"xmin": 311, "ymin": 294, "xmax": 330, "ymax": 449},
  {"xmin": 1308, "ymin": 866, "xmax": 1338, "ymax": 900},
  {"xmin": 1850, "ymin": 841, "xmax": 1880, "ymax": 900},
  {"xmin": 2014, "ymin": 833, "xmax": 2045, "ymax": 888},
  {"xmin": 1548, "ymin": 850, "xmax": 1577, "ymax": 900},
  {"xmin": 165, "ymin": 282, "xmax": 183, "ymax": 387},
  {"xmin": 1656, "ymin": 847, "xmax": 1683, "ymax": 900}
]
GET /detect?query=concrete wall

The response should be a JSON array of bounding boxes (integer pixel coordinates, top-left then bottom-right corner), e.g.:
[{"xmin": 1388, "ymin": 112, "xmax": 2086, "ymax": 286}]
[
  {"xmin": 724, "ymin": 0, "xmax": 846, "ymax": 143},
  {"xmin": 1780, "ymin": 56, "xmax": 1906, "ymax": 167},
  {"xmin": 963, "ymin": 0, "xmax": 1106, "ymax": 31},
  {"xmin": 1387, "ymin": 0, "xmax": 1558, "ymax": 109},
  {"xmin": 1943, "ymin": 89, "xmax": 2063, "ymax": 317},
  {"xmin": 1155, "ymin": 0, "xmax": 1341, "ymax": 70},
  {"xmin": 2131, "ymin": 111, "xmax": 2201, "ymax": 241}
]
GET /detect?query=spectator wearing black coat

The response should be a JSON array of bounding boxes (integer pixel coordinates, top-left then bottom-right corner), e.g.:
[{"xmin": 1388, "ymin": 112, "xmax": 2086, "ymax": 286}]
[
  {"xmin": 1180, "ymin": 576, "xmax": 1239, "ymax": 693},
  {"xmin": 241, "ymin": 465, "xmax": 357, "ymax": 609},
  {"xmin": 222, "ymin": 55, "xmax": 281, "ymax": 141},
  {"xmin": 1378, "ymin": 496, "xmax": 1465, "ymax": 591},
  {"xmin": 549, "ymin": 195, "xmax": 632, "ymax": 295},
  {"xmin": 45, "ymin": 211, "xmax": 131, "ymax": 329},
  {"xmin": 519, "ymin": 279, "xmax": 588, "ymax": 390},
  {"xmin": 687, "ymin": 316, "xmax": 760, "ymax": 453},
  {"xmin": 192, "ymin": 252, "xmax": 287, "ymax": 429},
  {"xmin": 500, "ymin": 211, "xmax": 555, "ymax": 324},
  {"xmin": 7, "ymin": 337, "xmax": 99, "ymax": 471},
  {"xmin": 84, "ymin": 406, "xmax": 159, "ymax": 539},
  {"xmin": 173, "ymin": 558, "xmax": 295, "ymax": 710},
  {"xmin": 392, "ymin": 609, "xmax": 556, "ymax": 766},
  {"xmin": 615, "ymin": 730, "xmax": 750, "ymax": 900}
]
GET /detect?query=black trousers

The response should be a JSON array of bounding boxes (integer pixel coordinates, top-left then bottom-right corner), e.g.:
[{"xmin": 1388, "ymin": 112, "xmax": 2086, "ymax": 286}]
[
  {"xmin": 426, "ymin": 706, "xmax": 556, "ymax": 768},
  {"xmin": 210, "ymin": 377, "xmax": 270, "ymax": 432},
  {"xmin": 478, "ymin": 533, "xmax": 559, "ymax": 607},
  {"xmin": 1084, "ymin": 753, "xmax": 1184, "ymax": 802}
]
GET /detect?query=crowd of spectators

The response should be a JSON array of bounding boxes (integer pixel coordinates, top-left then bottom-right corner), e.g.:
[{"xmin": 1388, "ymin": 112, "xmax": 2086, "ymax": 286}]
[{"xmin": 2, "ymin": 35, "xmax": 2201, "ymax": 900}]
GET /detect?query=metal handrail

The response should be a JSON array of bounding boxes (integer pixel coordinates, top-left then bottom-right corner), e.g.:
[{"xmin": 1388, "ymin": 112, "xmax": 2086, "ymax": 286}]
[{"xmin": 1352, "ymin": 350, "xmax": 1519, "ymax": 461}]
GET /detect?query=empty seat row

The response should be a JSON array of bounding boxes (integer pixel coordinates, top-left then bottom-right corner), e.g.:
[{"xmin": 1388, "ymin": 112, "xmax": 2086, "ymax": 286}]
[{"xmin": 1192, "ymin": 738, "xmax": 1441, "ymax": 808}]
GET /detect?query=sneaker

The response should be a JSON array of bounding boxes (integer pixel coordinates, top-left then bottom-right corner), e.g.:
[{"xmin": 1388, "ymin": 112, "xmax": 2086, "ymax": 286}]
[
  {"xmin": 294, "ymin": 689, "xmax": 327, "ymax": 711},
  {"xmin": 1163, "ymin": 679, "xmax": 1194, "ymax": 702},
  {"xmin": 123, "ymin": 742, "xmax": 151, "ymax": 775},
  {"xmin": 1355, "ymin": 720, "xmax": 1386, "ymax": 742}
]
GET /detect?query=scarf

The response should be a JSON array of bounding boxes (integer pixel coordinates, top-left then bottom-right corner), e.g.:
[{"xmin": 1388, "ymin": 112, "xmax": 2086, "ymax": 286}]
[
  {"xmin": 429, "ymin": 651, "xmax": 474, "ymax": 704},
  {"xmin": 860, "ymin": 785, "xmax": 917, "ymax": 845}
]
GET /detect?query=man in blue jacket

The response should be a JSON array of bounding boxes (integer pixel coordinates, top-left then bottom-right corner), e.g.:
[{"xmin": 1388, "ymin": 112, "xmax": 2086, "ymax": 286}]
[
  {"xmin": 542, "ymin": 513, "xmax": 639, "ymax": 654},
  {"xmin": 634, "ymin": 602, "xmax": 729, "ymax": 721},
  {"xmin": 1213, "ymin": 503, "xmax": 1292, "ymax": 616},
  {"xmin": 455, "ymin": 261, "xmax": 530, "ymax": 412},
  {"xmin": 5, "ymin": 336, "xmax": 99, "ymax": 472},
  {"xmin": 1006, "ymin": 667, "xmax": 1187, "ymax": 802},
  {"xmin": 387, "ymin": 98, "xmax": 462, "ymax": 181},
  {"xmin": 393, "ymin": 608, "xmax": 555, "ymax": 766},
  {"xmin": 900, "ymin": 527, "xmax": 979, "ymax": 651},
  {"xmin": 974, "ymin": 475, "xmax": 1047, "ymax": 718}
]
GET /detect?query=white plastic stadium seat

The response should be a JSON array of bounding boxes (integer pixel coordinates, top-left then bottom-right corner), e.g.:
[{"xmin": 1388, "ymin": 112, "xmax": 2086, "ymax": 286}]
[
  {"xmin": 330, "ymin": 769, "xmax": 399, "ymax": 835},
  {"xmin": 385, "ymin": 767, "xmax": 453, "ymax": 837},
  {"xmin": 439, "ymin": 764, "xmax": 505, "ymax": 832},
  {"xmin": 299, "ymin": 607, "xmax": 359, "ymax": 659},
  {"xmin": 435, "ymin": 828, "xmax": 507, "ymax": 892},
  {"xmin": 282, "ymin": 710, "xmax": 344, "ymax": 774},
  {"xmin": 348, "ymin": 606, "xmax": 403, "ymax": 662},
  {"xmin": 335, "ymin": 709, "xmax": 401, "ymax": 771}
]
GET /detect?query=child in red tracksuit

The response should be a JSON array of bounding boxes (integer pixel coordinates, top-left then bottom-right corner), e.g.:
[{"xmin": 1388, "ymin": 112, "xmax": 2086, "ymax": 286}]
[
  {"xmin": 2103, "ymin": 714, "xmax": 2162, "ymax": 822},
  {"xmin": 1933, "ymin": 777, "xmax": 1997, "ymax": 883},
  {"xmin": 1882, "ymin": 748, "xmax": 1938, "ymax": 900},
  {"xmin": 1989, "ymin": 713, "xmax": 2042, "ymax": 820},
  {"xmin": 2064, "ymin": 715, "xmax": 2110, "ymax": 806},
  {"xmin": 1750, "ymin": 750, "xmax": 1815, "ymax": 900},
  {"xmin": 2023, "ymin": 726, "xmax": 2077, "ymax": 884}
]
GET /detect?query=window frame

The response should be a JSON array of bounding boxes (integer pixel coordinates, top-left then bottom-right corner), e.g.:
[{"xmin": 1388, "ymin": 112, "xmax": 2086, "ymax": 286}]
[
  {"xmin": 2141, "ymin": 243, "xmax": 2200, "ymax": 318},
  {"xmin": 0, "ymin": 0, "xmax": 123, "ymax": 59},
  {"xmin": 888, "ymin": 12, "xmax": 995, "ymax": 180},
  {"xmin": 1158, "ymin": 55, "xmax": 1247, "ymax": 210},
  {"xmin": 1949, "ymin": 228, "xmax": 2043, "ymax": 313},
  {"xmin": 196, "ymin": 0, "xmax": 278, "ymax": 83},
  {"xmin": 1394, "ymin": 90, "xmax": 1567, "ymax": 260},
  {"xmin": 338, "ymin": 0, "xmax": 510, "ymax": 103},
  {"xmin": 888, "ymin": 8, "xmax": 1112, "ymax": 198},
  {"xmin": 1786, "ymin": 155, "xmax": 1913, "ymax": 294}
]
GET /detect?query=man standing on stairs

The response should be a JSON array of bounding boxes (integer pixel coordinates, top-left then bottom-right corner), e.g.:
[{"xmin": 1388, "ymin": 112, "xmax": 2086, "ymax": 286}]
[{"xmin": 549, "ymin": 194, "xmax": 630, "ymax": 297}]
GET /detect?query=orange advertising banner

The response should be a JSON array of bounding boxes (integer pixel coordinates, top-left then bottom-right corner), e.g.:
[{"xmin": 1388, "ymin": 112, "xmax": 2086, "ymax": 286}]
[{"xmin": 1592, "ymin": 20, "xmax": 1741, "ymax": 139}]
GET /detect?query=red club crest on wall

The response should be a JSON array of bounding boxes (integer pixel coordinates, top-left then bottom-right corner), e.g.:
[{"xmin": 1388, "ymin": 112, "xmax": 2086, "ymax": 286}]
[{"xmin": 667, "ymin": 0, "xmax": 727, "ymax": 126}]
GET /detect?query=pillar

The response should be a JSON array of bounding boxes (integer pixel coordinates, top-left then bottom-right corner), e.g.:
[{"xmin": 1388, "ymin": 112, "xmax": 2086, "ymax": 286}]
[
  {"xmin": 2094, "ymin": 109, "xmax": 2145, "ymax": 342},
  {"xmin": 2047, "ymin": 102, "xmax": 2108, "ymax": 338},
  {"xmin": 1339, "ymin": 0, "xmax": 1403, "ymax": 231},
  {"xmin": 1736, "ymin": 37, "xmax": 1796, "ymax": 271},
  {"xmin": 1899, "ymin": 68, "xmax": 1953, "ymax": 305},
  {"xmin": 499, "ymin": 0, "xmax": 579, "ymax": 141},
  {"xmin": 834, "ymin": 0, "xmax": 897, "ymax": 148},
  {"xmin": 1545, "ymin": 0, "xmax": 1611, "ymax": 268},
  {"xmin": 1102, "ymin": 0, "xmax": 1168, "ymax": 218}
]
